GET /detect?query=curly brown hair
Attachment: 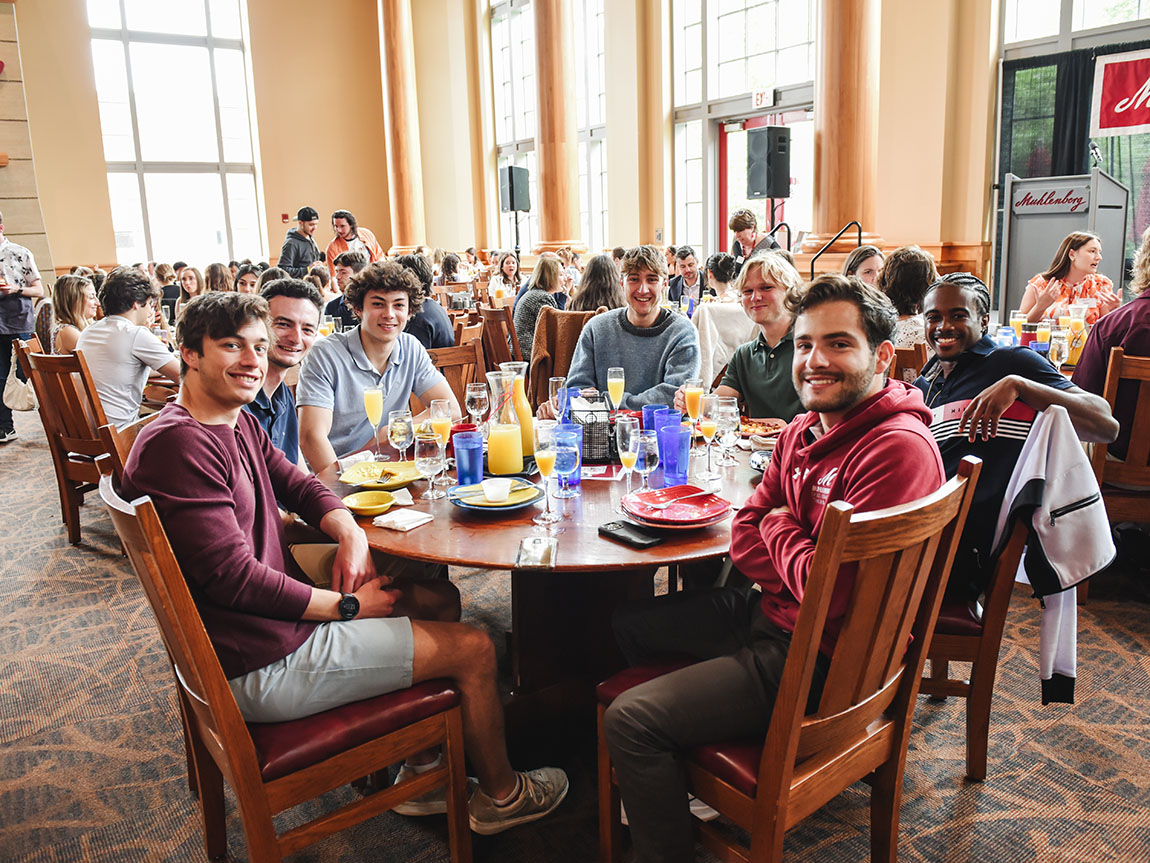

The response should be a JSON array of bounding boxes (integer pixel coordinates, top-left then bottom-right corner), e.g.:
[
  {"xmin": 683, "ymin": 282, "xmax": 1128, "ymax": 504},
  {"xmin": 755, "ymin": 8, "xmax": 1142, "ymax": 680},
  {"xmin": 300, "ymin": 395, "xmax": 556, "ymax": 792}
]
[
  {"xmin": 784, "ymin": 273, "xmax": 897, "ymax": 351},
  {"xmin": 176, "ymin": 291, "xmax": 270, "ymax": 376},
  {"xmin": 875, "ymin": 245, "xmax": 937, "ymax": 316},
  {"xmin": 344, "ymin": 261, "xmax": 424, "ymax": 314}
]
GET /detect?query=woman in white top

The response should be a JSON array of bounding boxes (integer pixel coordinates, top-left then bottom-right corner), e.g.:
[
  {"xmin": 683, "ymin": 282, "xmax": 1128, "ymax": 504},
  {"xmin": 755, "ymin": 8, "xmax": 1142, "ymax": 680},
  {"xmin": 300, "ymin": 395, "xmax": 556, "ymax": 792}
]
[
  {"xmin": 491, "ymin": 250, "xmax": 522, "ymax": 295},
  {"xmin": 51, "ymin": 274, "xmax": 98, "ymax": 354},
  {"xmin": 875, "ymin": 245, "xmax": 937, "ymax": 349}
]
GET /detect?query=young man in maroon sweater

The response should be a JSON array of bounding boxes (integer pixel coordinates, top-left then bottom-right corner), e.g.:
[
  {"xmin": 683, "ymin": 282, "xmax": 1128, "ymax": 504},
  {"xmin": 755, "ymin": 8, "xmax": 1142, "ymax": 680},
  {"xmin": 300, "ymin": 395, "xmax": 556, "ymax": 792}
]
[
  {"xmin": 123, "ymin": 292, "xmax": 567, "ymax": 835},
  {"xmin": 603, "ymin": 274, "xmax": 946, "ymax": 863}
]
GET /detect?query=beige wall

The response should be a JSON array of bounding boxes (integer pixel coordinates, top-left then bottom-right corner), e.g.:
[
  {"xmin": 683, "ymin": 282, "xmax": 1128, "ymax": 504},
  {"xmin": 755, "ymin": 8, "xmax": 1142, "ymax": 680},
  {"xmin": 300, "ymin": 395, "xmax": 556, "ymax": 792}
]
[
  {"xmin": 247, "ymin": 0, "xmax": 392, "ymax": 259},
  {"xmin": 18, "ymin": 0, "xmax": 114, "ymax": 269}
]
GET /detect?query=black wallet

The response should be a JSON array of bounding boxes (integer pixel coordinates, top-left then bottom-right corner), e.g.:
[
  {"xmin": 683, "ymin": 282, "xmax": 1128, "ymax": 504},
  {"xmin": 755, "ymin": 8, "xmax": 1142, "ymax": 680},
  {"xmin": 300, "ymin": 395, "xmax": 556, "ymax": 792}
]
[{"xmin": 598, "ymin": 520, "xmax": 665, "ymax": 548}]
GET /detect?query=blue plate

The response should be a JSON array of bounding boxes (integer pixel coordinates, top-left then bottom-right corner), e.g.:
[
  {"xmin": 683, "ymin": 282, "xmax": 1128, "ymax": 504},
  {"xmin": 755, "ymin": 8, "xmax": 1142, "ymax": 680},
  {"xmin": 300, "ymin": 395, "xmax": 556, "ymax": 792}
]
[{"xmin": 447, "ymin": 483, "xmax": 544, "ymax": 513}]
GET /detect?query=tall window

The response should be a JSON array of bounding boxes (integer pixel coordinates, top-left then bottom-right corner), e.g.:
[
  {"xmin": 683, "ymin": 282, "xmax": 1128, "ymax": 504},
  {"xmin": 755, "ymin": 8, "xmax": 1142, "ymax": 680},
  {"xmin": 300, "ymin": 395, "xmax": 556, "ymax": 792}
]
[
  {"xmin": 490, "ymin": 0, "xmax": 607, "ymax": 253},
  {"xmin": 673, "ymin": 0, "xmax": 816, "ymax": 257},
  {"xmin": 87, "ymin": 0, "xmax": 265, "ymax": 266}
]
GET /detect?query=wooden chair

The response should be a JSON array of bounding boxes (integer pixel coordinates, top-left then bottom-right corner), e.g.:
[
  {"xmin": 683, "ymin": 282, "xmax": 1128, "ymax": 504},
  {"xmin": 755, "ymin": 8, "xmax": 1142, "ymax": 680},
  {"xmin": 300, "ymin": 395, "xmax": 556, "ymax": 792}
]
[
  {"xmin": 455, "ymin": 319, "xmax": 484, "ymax": 347},
  {"xmin": 97, "ymin": 458, "xmax": 472, "ymax": 863},
  {"xmin": 98, "ymin": 413, "xmax": 160, "ymax": 481},
  {"xmin": 597, "ymin": 457, "xmax": 982, "ymax": 863},
  {"xmin": 16, "ymin": 340, "xmax": 109, "ymax": 544},
  {"xmin": 479, "ymin": 304, "xmax": 523, "ymax": 370},
  {"xmin": 1084, "ymin": 346, "xmax": 1150, "ymax": 602},
  {"xmin": 920, "ymin": 519, "xmax": 1027, "ymax": 781},
  {"xmin": 428, "ymin": 339, "xmax": 486, "ymax": 408},
  {"xmin": 890, "ymin": 342, "xmax": 928, "ymax": 384},
  {"xmin": 526, "ymin": 306, "xmax": 595, "ymax": 409}
]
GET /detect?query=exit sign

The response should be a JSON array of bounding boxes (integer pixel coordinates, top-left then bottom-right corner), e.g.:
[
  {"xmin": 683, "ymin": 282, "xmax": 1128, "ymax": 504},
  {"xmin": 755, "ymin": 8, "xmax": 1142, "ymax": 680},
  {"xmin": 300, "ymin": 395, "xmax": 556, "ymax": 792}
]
[{"xmin": 751, "ymin": 89, "xmax": 775, "ymax": 109}]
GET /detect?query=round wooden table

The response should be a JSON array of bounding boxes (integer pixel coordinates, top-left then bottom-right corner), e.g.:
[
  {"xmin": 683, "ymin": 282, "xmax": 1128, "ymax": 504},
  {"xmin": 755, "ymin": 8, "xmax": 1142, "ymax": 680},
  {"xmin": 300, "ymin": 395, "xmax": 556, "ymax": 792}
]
[{"xmin": 318, "ymin": 449, "xmax": 764, "ymax": 707}]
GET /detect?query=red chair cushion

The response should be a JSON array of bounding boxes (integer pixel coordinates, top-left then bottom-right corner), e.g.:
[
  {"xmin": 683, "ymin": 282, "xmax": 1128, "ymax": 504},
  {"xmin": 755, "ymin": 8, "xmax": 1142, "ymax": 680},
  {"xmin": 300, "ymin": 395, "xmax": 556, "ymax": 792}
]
[
  {"xmin": 249, "ymin": 678, "xmax": 460, "ymax": 782},
  {"xmin": 596, "ymin": 660, "xmax": 694, "ymax": 706},
  {"xmin": 690, "ymin": 741, "xmax": 762, "ymax": 797},
  {"xmin": 934, "ymin": 600, "xmax": 984, "ymax": 637}
]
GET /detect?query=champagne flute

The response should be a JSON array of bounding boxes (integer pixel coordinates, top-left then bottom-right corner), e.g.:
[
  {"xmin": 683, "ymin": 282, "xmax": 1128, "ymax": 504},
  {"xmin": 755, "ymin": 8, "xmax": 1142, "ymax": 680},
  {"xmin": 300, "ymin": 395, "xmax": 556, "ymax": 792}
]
[
  {"xmin": 465, "ymin": 382, "xmax": 489, "ymax": 431},
  {"xmin": 635, "ymin": 429, "xmax": 659, "ymax": 492},
  {"xmin": 615, "ymin": 415, "xmax": 640, "ymax": 513},
  {"xmin": 364, "ymin": 386, "xmax": 384, "ymax": 460},
  {"xmin": 414, "ymin": 433, "xmax": 446, "ymax": 500},
  {"xmin": 697, "ymin": 395, "xmax": 721, "ymax": 482},
  {"xmin": 607, "ymin": 367, "xmax": 625, "ymax": 412},
  {"xmin": 533, "ymin": 421, "xmax": 560, "ymax": 527},
  {"xmin": 430, "ymin": 399, "xmax": 454, "ymax": 486},
  {"xmin": 388, "ymin": 409, "xmax": 414, "ymax": 462},
  {"xmin": 683, "ymin": 377, "xmax": 704, "ymax": 458},
  {"xmin": 549, "ymin": 376, "xmax": 568, "ymax": 421}
]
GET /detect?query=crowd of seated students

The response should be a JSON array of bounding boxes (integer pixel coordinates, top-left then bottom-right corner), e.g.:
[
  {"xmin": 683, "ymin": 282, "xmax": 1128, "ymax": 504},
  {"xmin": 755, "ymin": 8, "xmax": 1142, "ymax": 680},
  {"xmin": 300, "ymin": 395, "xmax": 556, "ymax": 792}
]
[{"xmin": 18, "ymin": 201, "xmax": 1150, "ymax": 858}]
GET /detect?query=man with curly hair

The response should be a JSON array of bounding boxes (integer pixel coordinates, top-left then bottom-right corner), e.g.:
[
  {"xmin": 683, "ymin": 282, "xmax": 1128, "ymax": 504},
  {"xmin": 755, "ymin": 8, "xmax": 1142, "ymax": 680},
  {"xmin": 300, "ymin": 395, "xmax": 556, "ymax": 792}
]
[{"xmin": 297, "ymin": 261, "xmax": 458, "ymax": 470}]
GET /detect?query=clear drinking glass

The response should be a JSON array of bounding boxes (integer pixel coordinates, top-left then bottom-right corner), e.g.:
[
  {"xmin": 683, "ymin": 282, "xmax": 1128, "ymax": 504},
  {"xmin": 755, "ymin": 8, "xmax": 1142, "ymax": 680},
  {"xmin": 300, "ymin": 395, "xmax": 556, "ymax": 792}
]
[
  {"xmin": 606, "ymin": 367, "xmax": 625, "ymax": 412},
  {"xmin": 364, "ymin": 386, "xmax": 384, "ymax": 460},
  {"xmin": 414, "ymin": 433, "xmax": 446, "ymax": 500},
  {"xmin": 697, "ymin": 395, "xmax": 721, "ymax": 482},
  {"xmin": 715, "ymin": 403, "xmax": 741, "ymax": 466},
  {"xmin": 549, "ymin": 376, "xmax": 568, "ymax": 420},
  {"xmin": 615, "ymin": 415, "xmax": 641, "ymax": 513},
  {"xmin": 533, "ymin": 421, "xmax": 560, "ymax": 527},
  {"xmin": 430, "ymin": 399, "xmax": 454, "ymax": 486},
  {"xmin": 554, "ymin": 430, "xmax": 580, "ymax": 504},
  {"xmin": 388, "ymin": 409, "xmax": 414, "ymax": 462},
  {"xmin": 465, "ymin": 382, "xmax": 489, "ymax": 431},
  {"xmin": 635, "ymin": 429, "xmax": 659, "ymax": 492}
]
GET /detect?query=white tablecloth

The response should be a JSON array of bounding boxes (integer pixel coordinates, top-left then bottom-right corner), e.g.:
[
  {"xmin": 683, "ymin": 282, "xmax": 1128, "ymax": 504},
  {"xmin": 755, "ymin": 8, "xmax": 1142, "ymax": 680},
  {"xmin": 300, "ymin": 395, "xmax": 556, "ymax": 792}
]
[{"xmin": 692, "ymin": 302, "xmax": 757, "ymax": 385}]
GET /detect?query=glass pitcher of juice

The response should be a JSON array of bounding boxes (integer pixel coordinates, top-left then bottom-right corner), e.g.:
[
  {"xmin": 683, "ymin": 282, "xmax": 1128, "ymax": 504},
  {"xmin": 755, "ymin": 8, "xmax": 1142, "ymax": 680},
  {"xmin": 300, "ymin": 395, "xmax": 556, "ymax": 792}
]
[
  {"xmin": 1067, "ymin": 303, "xmax": 1088, "ymax": 366},
  {"xmin": 499, "ymin": 361, "xmax": 534, "ymax": 456},
  {"xmin": 484, "ymin": 370, "xmax": 523, "ymax": 475}
]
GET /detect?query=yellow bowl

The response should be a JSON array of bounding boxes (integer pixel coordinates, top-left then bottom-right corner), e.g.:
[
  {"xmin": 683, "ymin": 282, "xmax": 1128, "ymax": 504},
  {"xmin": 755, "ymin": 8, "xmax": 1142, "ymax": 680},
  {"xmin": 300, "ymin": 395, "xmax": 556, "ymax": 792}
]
[{"xmin": 342, "ymin": 490, "xmax": 396, "ymax": 516}]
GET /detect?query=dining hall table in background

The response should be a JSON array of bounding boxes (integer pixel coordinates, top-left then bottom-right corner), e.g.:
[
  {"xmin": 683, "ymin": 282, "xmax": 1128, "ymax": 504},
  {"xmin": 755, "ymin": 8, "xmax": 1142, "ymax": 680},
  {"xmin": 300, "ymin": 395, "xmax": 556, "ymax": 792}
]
[{"xmin": 318, "ymin": 445, "xmax": 762, "ymax": 721}]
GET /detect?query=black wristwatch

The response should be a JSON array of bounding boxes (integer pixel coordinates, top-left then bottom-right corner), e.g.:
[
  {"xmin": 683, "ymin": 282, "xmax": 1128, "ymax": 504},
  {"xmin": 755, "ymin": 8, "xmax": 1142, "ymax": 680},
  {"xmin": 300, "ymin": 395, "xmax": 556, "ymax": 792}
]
[{"xmin": 338, "ymin": 592, "xmax": 360, "ymax": 621}]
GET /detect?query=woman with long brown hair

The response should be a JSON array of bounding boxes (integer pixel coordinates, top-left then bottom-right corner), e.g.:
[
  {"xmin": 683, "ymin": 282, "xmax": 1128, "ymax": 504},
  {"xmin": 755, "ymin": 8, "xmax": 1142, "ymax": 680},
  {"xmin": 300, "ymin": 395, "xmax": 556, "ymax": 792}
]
[
  {"xmin": 51, "ymin": 275, "xmax": 98, "ymax": 353},
  {"xmin": 1021, "ymin": 231, "xmax": 1121, "ymax": 325},
  {"xmin": 205, "ymin": 262, "xmax": 233, "ymax": 293}
]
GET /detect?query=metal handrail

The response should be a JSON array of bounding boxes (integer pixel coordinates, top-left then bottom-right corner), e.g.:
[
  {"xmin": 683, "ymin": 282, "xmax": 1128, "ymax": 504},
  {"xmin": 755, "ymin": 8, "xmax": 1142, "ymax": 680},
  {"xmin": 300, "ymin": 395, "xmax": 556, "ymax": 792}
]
[
  {"xmin": 809, "ymin": 221, "xmax": 863, "ymax": 280},
  {"xmin": 768, "ymin": 222, "xmax": 791, "ymax": 252}
]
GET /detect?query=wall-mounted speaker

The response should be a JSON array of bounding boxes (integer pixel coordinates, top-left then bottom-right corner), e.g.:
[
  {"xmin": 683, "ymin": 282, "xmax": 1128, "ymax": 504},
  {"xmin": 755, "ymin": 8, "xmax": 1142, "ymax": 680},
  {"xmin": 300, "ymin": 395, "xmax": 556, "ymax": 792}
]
[
  {"xmin": 500, "ymin": 165, "xmax": 531, "ymax": 213},
  {"xmin": 747, "ymin": 126, "xmax": 790, "ymax": 199}
]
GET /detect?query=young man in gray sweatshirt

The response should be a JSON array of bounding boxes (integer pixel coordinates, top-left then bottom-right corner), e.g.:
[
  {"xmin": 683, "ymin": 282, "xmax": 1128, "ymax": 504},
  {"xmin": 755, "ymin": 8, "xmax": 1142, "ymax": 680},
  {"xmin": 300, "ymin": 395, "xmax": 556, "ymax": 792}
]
[{"xmin": 549, "ymin": 245, "xmax": 700, "ymax": 414}]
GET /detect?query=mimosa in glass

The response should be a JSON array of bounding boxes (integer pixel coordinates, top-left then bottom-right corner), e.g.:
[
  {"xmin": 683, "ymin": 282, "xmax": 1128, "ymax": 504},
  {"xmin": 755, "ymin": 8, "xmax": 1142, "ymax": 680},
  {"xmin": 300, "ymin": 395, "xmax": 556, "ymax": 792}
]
[
  {"xmin": 607, "ymin": 367, "xmax": 625, "ymax": 411},
  {"xmin": 364, "ymin": 387, "xmax": 384, "ymax": 460}
]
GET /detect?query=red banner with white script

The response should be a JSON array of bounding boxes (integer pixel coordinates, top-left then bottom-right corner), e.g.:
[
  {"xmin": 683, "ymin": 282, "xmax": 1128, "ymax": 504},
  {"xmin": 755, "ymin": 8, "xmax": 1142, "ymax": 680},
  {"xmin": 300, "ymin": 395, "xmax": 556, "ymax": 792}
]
[{"xmin": 1092, "ymin": 49, "xmax": 1150, "ymax": 137}]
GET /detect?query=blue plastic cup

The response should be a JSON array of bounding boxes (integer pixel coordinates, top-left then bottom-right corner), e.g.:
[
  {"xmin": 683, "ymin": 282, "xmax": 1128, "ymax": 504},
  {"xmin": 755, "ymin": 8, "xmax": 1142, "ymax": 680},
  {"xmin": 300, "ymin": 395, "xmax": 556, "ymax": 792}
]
[
  {"xmin": 656, "ymin": 409, "xmax": 683, "ymax": 430},
  {"xmin": 556, "ymin": 422, "xmax": 583, "ymax": 488},
  {"xmin": 642, "ymin": 404, "xmax": 670, "ymax": 431},
  {"xmin": 453, "ymin": 431, "xmax": 485, "ymax": 487},
  {"xmin": 657, "ymin": 423, "xmax": 692, "ymax": 488}
]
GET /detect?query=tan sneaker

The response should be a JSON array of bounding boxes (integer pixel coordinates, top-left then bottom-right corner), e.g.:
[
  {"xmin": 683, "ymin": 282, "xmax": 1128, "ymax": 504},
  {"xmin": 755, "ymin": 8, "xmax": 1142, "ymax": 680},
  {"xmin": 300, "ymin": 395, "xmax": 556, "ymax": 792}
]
[{"xmin": 468, "ymin": 767, "xmax": 569, "ymax": 835}]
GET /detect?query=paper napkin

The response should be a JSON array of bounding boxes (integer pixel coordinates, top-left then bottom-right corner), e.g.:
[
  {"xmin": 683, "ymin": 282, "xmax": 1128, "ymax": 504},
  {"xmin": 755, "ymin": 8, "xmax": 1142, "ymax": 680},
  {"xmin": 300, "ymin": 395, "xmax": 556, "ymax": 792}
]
[{"xmin": 372, "ymin": 509, "xmax": 433, "ymax": 531}]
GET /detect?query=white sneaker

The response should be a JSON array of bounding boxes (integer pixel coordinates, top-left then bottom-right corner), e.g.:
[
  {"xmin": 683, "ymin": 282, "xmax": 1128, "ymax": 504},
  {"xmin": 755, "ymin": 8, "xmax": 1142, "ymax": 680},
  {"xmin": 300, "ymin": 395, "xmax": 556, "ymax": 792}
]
[
  {"xmin": 468, "ymin": 767, "xmax": 569, "ymax": 835},
  {"xmin": 620, "ymin": 794, "xmax": 719, "ymax": 826}
]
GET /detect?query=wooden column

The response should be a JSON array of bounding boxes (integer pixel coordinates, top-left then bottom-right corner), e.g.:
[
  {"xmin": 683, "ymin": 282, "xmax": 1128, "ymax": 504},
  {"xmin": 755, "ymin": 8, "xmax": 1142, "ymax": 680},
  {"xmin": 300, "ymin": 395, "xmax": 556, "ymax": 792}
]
[
  {"xmin": 532, "ymin": 0, "xmax": 584, "ymax": 253},
  {"xmin": 800, "ymin": 0, "xmax": 884, "ymax": 255},
  {"xmin": 379, "ymin": 0, "xmax": 426, "ymax": 255}
]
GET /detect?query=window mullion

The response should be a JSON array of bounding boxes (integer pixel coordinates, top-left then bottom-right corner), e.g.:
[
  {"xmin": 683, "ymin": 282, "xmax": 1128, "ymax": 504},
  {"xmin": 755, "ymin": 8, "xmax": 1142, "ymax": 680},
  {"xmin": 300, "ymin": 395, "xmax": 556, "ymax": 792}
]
[
  {"xmin": 118, "ymin": 0, "xmax": 154, "ymax": 261},
  {"xmin": 204, "ymin": 0, "xmax": 235, "ymax": 259}
]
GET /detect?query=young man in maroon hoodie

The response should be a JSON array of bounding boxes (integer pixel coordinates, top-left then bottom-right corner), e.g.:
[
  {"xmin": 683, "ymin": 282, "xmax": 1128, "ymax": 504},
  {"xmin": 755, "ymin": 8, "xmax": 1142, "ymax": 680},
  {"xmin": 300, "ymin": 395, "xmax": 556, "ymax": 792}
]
[{"xmin": 603, "ymin": 274, "xmax": 946, "ymax": 863}]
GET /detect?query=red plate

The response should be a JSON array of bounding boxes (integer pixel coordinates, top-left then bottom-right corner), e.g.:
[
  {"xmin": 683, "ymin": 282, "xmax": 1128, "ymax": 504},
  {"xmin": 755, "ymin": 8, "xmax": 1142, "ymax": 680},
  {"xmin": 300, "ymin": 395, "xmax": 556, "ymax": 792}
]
[
  {"xmin": 622, "ymin": 485, "xmax": 731, "ymax": 523},
  {"xmin": 624, "ymin": 510, "xmax": 732, "ymax": 531}
]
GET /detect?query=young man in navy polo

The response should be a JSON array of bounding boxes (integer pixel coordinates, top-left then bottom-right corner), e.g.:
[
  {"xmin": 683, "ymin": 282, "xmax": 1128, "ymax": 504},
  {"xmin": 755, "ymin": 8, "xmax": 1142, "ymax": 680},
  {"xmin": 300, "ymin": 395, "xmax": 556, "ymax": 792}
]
[{"xmin": 914, "ymin": 273, "xmax": 1117, "ymax": 599}]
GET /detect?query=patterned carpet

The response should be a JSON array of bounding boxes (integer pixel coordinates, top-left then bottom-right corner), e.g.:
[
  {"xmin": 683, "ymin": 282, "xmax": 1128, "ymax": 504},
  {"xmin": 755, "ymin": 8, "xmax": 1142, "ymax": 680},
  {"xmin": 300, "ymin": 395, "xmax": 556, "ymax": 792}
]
[{"xmin": 1, "ymin": 407, "xmax": 1149, "ymax": 862}]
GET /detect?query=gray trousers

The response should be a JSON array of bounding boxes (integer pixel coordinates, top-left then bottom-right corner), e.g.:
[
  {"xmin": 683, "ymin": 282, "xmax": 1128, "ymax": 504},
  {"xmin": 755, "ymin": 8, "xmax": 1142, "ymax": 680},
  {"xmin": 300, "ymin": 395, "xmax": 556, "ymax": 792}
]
[{"xmin": 603, "ymin": 587, "xmax": 828, "ymax": 863}]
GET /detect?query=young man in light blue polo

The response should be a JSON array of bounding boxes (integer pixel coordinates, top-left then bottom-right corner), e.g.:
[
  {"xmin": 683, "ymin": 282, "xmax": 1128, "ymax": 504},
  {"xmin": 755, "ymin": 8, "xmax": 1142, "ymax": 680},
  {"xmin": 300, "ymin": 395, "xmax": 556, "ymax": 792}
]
[{"xmin": 297, "ymin": 262, "xmax": 459, "ymax": 471}]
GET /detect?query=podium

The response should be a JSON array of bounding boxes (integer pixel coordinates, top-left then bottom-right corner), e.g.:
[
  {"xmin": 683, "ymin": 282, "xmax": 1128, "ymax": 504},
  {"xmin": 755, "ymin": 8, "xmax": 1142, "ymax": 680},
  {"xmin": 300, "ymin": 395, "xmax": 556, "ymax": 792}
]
[{"xmin": 998, "ymin": 168, "xmax": 1129, "ymax": 313}]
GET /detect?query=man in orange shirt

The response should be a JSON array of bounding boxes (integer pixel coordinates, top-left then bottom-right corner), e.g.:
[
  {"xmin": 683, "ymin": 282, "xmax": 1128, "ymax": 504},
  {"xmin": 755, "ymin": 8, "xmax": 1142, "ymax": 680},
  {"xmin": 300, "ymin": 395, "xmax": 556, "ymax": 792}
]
[{"xmin": 325, "ymin": 209, "xmax": 383, "ymax": 267}]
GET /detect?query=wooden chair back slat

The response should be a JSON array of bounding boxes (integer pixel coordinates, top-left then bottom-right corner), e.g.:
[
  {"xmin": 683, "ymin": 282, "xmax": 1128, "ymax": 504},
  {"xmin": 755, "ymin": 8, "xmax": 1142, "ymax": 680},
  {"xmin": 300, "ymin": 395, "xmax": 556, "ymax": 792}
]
[
  {"xmin": 1090, "ymin": 347, "xmax": 1150, "ymax": 486},
  {"xmin": 890, "ymin": 343, "xmax": 928, "ymax": 384},
  {"xmin": 479, "ymin": 305, "xmax": 523, "ymax": 370},
  {"xmin": 455, "ymin": 320, "xmax": 484, "ymax": 347},
  {"xmin": 427, "ymin": 340, "xmax": 486, "ymax": 408},
  {"xmin": 26, "ymin": 349, "xmax": 109, "ymax": 443},
  {"xmin": 99, "ymin": 413, "xmax": 160, "ymax": 481}
]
